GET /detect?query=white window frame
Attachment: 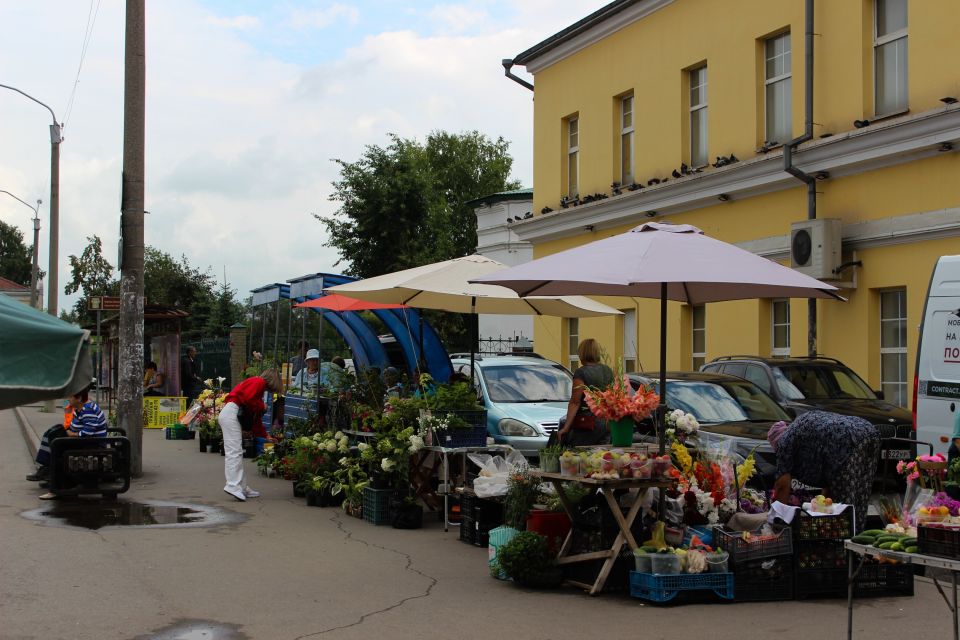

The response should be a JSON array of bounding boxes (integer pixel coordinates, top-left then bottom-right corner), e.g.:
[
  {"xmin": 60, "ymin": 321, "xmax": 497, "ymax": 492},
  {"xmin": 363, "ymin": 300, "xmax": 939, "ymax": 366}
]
[
  {"xmin": 567, "ymin": 117, "xmax": 579, "ymax": 199},
  {"xmin": 692, "ymin": 305, "xmax": 706, "ymax": 370},
  {"xmin": 689, "ymin": 66, "xmax": 708, "ymax": 168},
  {"xmin": 879, "ymin": 288, "xmax": 908, "ymax": 407},
  {"xmin": 764, "ymin": 32, "xmax": 792, "ymax": 145},
  {"xmin": 771, "ymin": 299, "xmax": 791, "ymax": 357},
  {"xmin": 568, "ymin": 317, "xmax": 580, "ymax": 370},
  {"xmin": 622, "ymin": 308, "xmax": 637, "ymax": 373},
  {"xmin": 620, "ymin": 95, "xmax": 634, "ymax": 186},
  {"xmin": 874, "ymin": 0, "xmax": 908, "ymax": 117}
]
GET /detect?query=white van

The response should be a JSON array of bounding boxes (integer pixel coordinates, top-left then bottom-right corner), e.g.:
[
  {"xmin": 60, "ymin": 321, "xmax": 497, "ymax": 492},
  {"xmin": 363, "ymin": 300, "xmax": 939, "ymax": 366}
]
[{"xmin": 915, "ymin": 255, "xmax": 960, "ymax": 454}]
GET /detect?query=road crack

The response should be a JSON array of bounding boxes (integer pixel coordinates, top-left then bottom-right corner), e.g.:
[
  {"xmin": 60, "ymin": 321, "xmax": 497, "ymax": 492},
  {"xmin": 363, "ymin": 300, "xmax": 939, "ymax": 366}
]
[{"xmin": 291, "ymin": 512, "xmax": 438, "ymax": 639}]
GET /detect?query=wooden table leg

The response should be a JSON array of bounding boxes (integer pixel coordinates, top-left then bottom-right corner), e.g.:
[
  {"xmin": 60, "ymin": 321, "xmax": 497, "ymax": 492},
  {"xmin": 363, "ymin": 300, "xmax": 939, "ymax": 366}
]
[{"xmin": 588, "ymin": 488, "xmax": 646, "ymax": 596}]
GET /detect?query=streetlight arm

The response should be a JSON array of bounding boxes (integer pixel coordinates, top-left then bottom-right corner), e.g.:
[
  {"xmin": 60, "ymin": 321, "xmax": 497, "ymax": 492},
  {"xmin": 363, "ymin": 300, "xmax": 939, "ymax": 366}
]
[
  {"xmin": 0, "ymin": 83, "xmax": 58, "ymax": 126},
  {"xmin": 0, "ymin": 189, "xmax": 40, "ymax": 215}
]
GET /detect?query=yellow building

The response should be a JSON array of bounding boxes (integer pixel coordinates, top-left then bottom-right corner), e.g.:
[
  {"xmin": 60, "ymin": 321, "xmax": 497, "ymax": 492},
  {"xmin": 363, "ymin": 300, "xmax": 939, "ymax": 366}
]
[{"xmin": 504, "ymin": 0, "xmax": 960, "ymax": 409}]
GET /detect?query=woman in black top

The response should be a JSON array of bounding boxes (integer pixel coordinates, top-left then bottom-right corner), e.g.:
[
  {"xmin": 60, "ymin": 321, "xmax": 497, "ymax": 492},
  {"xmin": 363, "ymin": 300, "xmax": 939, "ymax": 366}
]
[{"xmin": 558, "ymin": 338, "xmax": 614, "ymax": 446}]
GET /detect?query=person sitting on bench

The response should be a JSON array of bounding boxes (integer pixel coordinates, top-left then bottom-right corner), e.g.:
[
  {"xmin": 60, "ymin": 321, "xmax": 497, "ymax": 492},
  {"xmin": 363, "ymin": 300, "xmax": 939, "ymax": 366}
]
[{"xmin": 26, "ymin": 388, "xmax": 107, "ymax": 499}]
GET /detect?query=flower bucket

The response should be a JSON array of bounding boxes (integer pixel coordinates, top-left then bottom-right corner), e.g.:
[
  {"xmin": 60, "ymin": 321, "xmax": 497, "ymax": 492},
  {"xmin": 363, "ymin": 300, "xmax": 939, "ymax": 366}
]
[
  {"xmin": 526, "ymin": 510, "xmax": 571, "ymax": 555},
  {"xmin": 706, "ymin": 551, "xmax": 729, "ymax": 574},
  {"xmin": 540, "ymin": 452, "xmax": 559, "ymax": 473},
  {"xmin": 649, "ymin": 553, "xmax": 681, "ymax": 574},
  {"xmin": 608, "ymin": 417, "xmax": 634, "ymax": 447}
]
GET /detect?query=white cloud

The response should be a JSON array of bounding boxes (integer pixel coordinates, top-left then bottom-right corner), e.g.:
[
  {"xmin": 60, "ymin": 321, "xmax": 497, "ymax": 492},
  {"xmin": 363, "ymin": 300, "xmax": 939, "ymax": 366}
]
[
  {"xmin": 0, "ymin": 0, "xmax": 608, "ymax": 315},
  {"xmin": 206, "ymin": 14, "xmax": 261, "ymax": 30},
  {"xmin": 288, "ymin": 4, "xmax": 359, "ymax": 30}
]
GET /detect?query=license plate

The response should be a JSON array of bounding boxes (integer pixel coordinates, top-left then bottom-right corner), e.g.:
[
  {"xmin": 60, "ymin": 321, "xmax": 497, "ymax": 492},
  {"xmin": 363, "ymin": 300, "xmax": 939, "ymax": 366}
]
[{"xmin": 881, "ymin": 449, "xmax": 913, "ymax": 460}]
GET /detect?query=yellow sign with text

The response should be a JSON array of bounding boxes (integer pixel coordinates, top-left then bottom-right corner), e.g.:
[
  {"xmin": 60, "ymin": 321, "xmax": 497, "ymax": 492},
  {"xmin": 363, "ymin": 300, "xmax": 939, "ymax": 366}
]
[{"xmin": 143, "ymin": 396, "xmax": 187, "ymax": 428}]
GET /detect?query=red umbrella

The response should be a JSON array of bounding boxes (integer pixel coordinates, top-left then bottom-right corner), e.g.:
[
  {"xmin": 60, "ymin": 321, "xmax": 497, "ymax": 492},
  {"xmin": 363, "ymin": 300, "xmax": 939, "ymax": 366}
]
[{"xmin": 294, "ymin": 293, "xmax": 408, "ymax": 311}]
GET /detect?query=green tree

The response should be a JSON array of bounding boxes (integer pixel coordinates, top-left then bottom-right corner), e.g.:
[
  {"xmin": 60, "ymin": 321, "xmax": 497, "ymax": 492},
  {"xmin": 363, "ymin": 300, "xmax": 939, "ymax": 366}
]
[
  {"xmin": 0, "ymin": 220, "xmax": 36, "ymax": 286},
  {"xmin": 64, "ymin": 235, "xmax": 117, "ymax": 323}
]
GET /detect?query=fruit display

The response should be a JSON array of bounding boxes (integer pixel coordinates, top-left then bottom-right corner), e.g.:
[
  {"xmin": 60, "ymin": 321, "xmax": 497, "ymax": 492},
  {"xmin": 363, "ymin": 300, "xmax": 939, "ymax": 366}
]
[
  {"xmin": 554, "ymin": 448, "xmax": 672, "ymax": 480},
  {"xmin": 849, "ymin": 528, "xmax": 917, "ymax": 554},
  {"xmin": 795, "ymin": 507, "xmax": 852, "ymax": 540},
  {"xmin": 808, "ymin": 494, "xmax": 835, "ymax": 513}
]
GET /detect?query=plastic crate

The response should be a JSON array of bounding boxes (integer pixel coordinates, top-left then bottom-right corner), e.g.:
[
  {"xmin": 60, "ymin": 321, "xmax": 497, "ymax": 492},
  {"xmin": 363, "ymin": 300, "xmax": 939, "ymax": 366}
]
[
  {"xmin": 629, "ymin": 571, "xmax": 734, "ymax": 603},
  {"xmin": 164, "ymin": 426, "xmax": 195, "ymax": 440},
  {"xmin": 460, "ymin": 491, "xmax": 504, "ymax": 525},
  {"xmin": 918, "ymin": 524, "xmax": 960, "ymax": 559},
  {"xmin": 794, "ymin": 568, "xmax": 847, "ymax": 599},
  {"xmin": 733, "ymin": 555, "xmax": 794, "ymax": 602},
  {"xmin": 437, "ymin": 425, "xmax": 488, "ymax": 448},
  {"xmin": 362, "ymin": 487, "xmax": 393, "ymax": 525},
  {"xmin": 716, "ymin": 526, "xmax": 792, "ymax": 565},
  {"xmin": 795, "ymin": 539, "xmax": 847, "ymax": 571},
  {"xmin": 853, "ymin": 560, "xmax": 914, "ymax": 598},
  {"xmin": 793, "ymin": 506, "xmax": 854, "ymax": 541},
  {"xmin": 447, "ymin": 409, "xmax": 487, "ymax": 427}
]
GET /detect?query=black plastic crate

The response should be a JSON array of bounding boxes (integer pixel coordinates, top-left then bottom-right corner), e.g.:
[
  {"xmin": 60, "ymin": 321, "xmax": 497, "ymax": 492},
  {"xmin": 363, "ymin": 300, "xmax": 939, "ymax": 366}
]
[
  {"xmin": 794, "ymin": 568, "xmax": 847, "ymax": 599},
  {"xmin": 795, "ymin": 540, "xmax": 847, "ymax": 571},
  {"xmin": 733, "ymin": 554, "xmax": 794, "ymax": 602},
  {"xmin": 793, "ymin": 506, "xmax": 854, "ymax": 541},
  {"xmin": 918, "ymin": 524, "xmax": 960, "ymax": 559},
  {"xmin": 459, "ymin": 491, "xmax": 504, "ymax": 525},
  {"xmin": 459, "ymin": 517, "xmax": 477, "ymax": 545},
  {"xmin": 717, "ymin": 527, "xmax": 792, "ymax": 565},
  {"xmin": 853, "ymin": 560, "xmax": 914, "ymax": 598}
]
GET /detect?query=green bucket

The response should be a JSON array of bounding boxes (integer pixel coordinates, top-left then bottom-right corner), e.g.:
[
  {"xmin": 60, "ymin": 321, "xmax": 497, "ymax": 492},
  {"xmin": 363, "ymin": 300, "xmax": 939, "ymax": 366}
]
[
  {"xmin": 608, "ymin": 418, "xmax": 634, "ymax": 447},
  {"xmin": 488, "ymin": 526, "xmax": 519, "ymax": 580}
]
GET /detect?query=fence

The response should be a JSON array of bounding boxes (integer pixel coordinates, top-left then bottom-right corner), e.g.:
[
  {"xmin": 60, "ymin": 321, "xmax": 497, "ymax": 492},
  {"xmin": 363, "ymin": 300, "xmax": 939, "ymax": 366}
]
[{"xmin": 183, "ymin": 337, "xmax": 232, "ymax": 389}]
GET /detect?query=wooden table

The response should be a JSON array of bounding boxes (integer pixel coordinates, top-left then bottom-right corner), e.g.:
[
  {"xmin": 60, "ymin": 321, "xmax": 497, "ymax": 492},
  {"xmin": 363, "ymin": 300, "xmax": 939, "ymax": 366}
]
[{"xmin": 530, "ymin": 471, "xmax": 675, "ymax": 595}]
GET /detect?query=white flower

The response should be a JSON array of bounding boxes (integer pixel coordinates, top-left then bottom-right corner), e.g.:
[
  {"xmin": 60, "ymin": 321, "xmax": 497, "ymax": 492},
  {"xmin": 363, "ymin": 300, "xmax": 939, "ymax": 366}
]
[
  {"xmin": 357, "ymin": 442, "xmax": 370, "ymax": 452},
  {"xmin": 203, "ymin": 399, "xmax": 214, "ymax": 408},
  {"xmin": 339, "ymin": 457, "xmax": 349, "ymax": 466},
  {"xmin": 706, "ymin": 511, "xmax": 720, "ymax": 524},
  {"xmin": 381, "ymin": 458, "xmax": 396, "ymax": 472},
  {"xmin": 338, "ymin": 441, "xmax": 349, "ymax": 452},
  {"xmin": 334, "ymin": 431, "xmax": 344, "ymax": 439},
  {"xmin": 409, "ymin": 435, "xmax": 424, "ymax": 453},
  {"xmin": 325, "ymin": 441, "xmax": 337, "ymax": 452}
]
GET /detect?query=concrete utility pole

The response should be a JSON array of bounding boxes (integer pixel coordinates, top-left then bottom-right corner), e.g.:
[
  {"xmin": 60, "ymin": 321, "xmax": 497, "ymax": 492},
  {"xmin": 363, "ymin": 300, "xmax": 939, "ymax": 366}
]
[
  {"xmin": 0, "ymin": 85, "xmax": 61, "ymax": 319},
  {"xmin": 0, "ymin": 190, "xmax": 42, "ymax": 307},
  {"xmin": 118, "ymin": 0, "xmax": 146, "ymax": 475}
]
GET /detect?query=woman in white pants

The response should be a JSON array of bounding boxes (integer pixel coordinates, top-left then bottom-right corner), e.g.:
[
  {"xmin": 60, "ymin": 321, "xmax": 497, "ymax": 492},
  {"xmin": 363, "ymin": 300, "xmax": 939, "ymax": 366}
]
[{"xmin": 218, "ymin": 369, "xmax": 283, "ymax": 501}]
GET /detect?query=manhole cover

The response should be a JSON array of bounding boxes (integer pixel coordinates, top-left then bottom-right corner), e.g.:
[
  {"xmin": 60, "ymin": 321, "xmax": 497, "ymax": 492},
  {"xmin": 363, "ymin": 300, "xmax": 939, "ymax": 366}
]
[{"xmin": 21, "ymin": 499, "xmax": 245, "ymax": 530}]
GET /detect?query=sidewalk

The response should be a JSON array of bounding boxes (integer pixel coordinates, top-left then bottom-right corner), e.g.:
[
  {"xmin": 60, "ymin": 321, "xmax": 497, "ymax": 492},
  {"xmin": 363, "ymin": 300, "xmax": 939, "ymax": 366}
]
[{"xmin": 1, "ymin": 406, "xmax": 951, "ymax": 640}]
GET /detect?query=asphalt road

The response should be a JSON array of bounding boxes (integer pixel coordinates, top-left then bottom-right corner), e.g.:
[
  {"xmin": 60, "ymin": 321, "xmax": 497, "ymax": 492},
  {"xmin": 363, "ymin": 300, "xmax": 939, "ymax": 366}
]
[{"xmin": 0, "ymin": 405, "xmax": 949, "ymax": 640}]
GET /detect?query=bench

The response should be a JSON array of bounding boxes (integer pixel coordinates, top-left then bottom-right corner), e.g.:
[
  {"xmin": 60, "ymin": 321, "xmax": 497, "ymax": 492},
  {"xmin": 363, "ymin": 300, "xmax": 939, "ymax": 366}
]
[{"xmin": 48, "ymin": 428, "xmax": 131, "ymax": 499}]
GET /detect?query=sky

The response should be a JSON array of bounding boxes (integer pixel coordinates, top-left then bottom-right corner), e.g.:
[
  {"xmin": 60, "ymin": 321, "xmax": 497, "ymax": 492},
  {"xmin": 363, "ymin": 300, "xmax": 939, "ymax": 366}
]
[{"xmin": 0, "ymin": 0, "xmax": 610, "ymax": 314}]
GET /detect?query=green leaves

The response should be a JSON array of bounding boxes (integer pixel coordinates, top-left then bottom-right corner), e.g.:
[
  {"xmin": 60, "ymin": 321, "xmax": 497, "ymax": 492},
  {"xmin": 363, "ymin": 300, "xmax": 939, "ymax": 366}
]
[{"xmin": 0, "ymin": 220, "xmax": 36, "ymax": 286}]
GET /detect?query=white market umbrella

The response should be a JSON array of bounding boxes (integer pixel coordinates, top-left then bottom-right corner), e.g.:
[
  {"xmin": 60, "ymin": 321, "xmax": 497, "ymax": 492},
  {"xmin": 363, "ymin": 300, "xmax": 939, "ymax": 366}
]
[
  {"xmin": 325, "ymin": 254, "xmax": 622, "ymax": 380},
  {"xmin": 473, "ymin": 222, "xmax": 844, "ymax": 451}
]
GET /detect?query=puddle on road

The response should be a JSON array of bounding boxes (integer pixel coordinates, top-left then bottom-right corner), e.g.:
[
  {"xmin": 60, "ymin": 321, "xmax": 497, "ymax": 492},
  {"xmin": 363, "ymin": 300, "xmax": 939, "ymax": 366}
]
[
  {"xmin": 135, "ymin": 619, "xmax": 248, "ymax": 640},
  {"xmin": 21, "ymin": 499, "xmax": 245, "ymax": 530}
]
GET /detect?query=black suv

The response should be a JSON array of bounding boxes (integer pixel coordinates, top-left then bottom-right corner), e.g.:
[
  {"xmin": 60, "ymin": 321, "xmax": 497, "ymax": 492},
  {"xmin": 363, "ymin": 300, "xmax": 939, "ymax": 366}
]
[{"xmin": 701, "ymin": 356, "xmax": 915, "ymax": 489}]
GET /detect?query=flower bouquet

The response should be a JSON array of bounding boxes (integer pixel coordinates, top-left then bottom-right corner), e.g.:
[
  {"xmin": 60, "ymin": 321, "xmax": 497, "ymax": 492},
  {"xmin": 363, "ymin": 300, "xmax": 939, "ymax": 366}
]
[{"xmin": 583, "ymin": 377, "xmax": 659, "ymax": 446}]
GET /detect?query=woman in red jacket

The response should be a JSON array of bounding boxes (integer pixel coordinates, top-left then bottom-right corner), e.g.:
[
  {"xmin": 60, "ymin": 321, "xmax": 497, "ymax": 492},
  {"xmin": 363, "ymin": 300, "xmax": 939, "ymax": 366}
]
[{"xmin": 219, "ymin": 369, "xmax": 283, "ymax": 501}]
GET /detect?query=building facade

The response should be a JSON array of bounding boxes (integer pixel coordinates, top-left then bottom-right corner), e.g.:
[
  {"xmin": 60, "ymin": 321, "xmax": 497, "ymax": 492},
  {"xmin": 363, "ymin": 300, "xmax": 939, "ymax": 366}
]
[{"xmin": 507, "ymin": 0, "xmax": 960, "ymax": 408}]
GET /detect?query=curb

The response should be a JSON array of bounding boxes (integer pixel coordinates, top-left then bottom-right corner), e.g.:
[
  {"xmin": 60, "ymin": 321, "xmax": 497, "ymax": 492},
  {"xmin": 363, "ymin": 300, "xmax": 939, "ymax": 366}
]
[{"xmin": 13, "ymin": 406, "xmax": 40, "ymax": 460}]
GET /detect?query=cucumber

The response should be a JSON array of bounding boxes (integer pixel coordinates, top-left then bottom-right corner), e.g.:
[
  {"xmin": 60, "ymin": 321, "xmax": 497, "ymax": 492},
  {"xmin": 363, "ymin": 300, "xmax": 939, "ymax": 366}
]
[
  {"xmin": 906, "ymin": 545, "xmax": 919, "ymax": 554},
  {"xmin": 902, "ymin": 538, "xmax": 918, "ymax": 546},
  {"xmin": 878, "ymin": 541, "xmax": 896, "ymax": 550},
  {"xmin": 851, "ymin": 535, "xmax": 877, "ymax": 544},
  {"xmin": 861, "ymin": 529, "xmax": 886, "ymax": 537},
  {"xmin": 890, "ymin": 542, "xmax": 904, "ymax": 551},
  {"xmin": 875, "ymin": 536, "xmax": 901, "ymax": 544}
]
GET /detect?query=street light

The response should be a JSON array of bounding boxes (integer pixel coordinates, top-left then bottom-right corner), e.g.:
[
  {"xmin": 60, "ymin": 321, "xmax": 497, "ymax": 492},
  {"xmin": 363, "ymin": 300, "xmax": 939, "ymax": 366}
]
[
  {"xmin": 0, "ymin": 83, "xmax": 62, "ymax": 317},
  {"xmin": 0, "ymin": 189, "xmax": 42, "ymax": 308}
]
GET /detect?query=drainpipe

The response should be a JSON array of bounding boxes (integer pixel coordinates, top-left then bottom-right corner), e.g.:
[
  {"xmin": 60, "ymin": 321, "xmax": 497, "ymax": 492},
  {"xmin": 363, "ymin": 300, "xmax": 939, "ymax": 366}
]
[
  {"xmin": 502, "ymin": 59, "xmax": 534, "ymax": 91},
  {"xmin": 783, "ymin": 0, "xmax": 818, "ymax": 356}
]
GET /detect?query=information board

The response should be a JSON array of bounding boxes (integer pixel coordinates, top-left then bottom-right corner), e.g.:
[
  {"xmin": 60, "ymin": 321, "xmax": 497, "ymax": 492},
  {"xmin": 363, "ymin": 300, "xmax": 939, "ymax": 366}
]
[{"xmin": 143, "ymin": 396, "xmax": 187, "ymax": 429}]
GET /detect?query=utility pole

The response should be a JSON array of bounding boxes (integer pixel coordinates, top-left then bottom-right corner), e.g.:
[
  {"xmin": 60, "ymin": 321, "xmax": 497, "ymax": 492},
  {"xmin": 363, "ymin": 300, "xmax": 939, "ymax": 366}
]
[
  {"xmin": 30, "ymin": 203, "xmax": 40, "ymax": 308},
  {"xmin": 118, "ymin": 0, "xmax": 146, "ymax": 475}
]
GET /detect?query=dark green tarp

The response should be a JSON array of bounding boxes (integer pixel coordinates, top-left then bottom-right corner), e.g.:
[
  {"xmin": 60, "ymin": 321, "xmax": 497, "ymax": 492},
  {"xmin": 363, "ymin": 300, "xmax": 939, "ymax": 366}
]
[{"xmin": 0, "ymin": 292, "xmax": 92, "ymax": 409}]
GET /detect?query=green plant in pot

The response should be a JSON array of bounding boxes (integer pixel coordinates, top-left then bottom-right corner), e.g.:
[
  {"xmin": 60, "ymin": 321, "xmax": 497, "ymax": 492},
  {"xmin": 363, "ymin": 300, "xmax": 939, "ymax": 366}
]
[
  {"xmin": 495, "ymin": 531, "xmax": 562, "ymax": 588},
  {"xmin": 538, "ymin": 444, "xmax": 565, "ymax": 473},
  {"xmin": 504, "ymin": 467, "xmax": 542, "ymax": 531}
]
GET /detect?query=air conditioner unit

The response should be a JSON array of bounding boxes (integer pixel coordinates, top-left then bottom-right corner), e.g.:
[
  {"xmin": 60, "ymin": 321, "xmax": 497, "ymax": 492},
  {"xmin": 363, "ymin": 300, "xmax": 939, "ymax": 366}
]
[{"xmin": 790, "ymin": 218, "xmax": 842, "ymax": 279}]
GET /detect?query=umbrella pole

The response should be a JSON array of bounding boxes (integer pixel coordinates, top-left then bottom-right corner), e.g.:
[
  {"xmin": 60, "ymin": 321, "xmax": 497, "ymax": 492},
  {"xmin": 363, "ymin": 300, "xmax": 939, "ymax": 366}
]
[
  {"xmin": 418, "ymin": 311, "xmax": 424, "ymax": 373},
  {"xmin": 273, "ymin": 299, "xmax": 281, "ymax": 372},
  {"xmin": 469, "ymin": 297, "xmax": 476, "ymax": 386},
  {"xmin": 659, "ymin": 282, "xmax": 667, "ymax": 456},
  {"xmin": 317, "ymin": 309, "xmax": 324, "ymax": 406}
]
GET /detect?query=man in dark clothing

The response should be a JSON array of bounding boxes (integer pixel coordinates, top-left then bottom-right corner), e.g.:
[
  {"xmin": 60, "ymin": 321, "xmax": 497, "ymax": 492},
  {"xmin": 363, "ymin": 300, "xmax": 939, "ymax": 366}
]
[{"xmin": 180, "ymin": 346, "xmax": 203, "ymax": 402}]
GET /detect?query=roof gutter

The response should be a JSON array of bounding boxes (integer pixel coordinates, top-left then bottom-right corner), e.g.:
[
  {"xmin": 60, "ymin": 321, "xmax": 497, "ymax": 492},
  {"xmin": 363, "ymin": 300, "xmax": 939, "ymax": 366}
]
[
  {"xmin": 782, "ymin": 0, "xmax": 818, "ymax": 355},
  {"xmin": 502, "ymin": 58, "xmax": 534, "ymax": 91}
]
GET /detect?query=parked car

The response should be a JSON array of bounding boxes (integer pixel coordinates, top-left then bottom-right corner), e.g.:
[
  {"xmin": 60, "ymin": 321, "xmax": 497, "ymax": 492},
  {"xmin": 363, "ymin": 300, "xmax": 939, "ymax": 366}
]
[
  {"xmin": 700, "ymin": 356, "xmax": 915, "ymax": 489},
  {"xmin": 627, "ymin": 371, "xmax": 789, "ymax": 490},
  {"xmin": 449, "ymin": 355, "xmax": 572, "ymax": 457}
]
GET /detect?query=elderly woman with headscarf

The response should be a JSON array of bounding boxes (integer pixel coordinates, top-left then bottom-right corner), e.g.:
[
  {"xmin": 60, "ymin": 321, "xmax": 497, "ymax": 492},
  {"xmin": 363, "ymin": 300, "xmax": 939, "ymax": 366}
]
[{"xmin": 768, "ymin": 410, "xmax": 880, "ymax": 533}]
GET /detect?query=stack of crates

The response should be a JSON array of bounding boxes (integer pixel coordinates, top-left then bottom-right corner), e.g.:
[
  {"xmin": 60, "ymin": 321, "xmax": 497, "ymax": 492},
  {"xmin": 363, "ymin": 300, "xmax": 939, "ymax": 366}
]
[
  {"xmin": 458, "ymin": 491, "xmax": 504, "ymax": 547},
  {"xmin": 793, "ymin": 506, "xmax": 853, "ymax": 599},
  {"xmin": 716, "ymin": 526, "xmax": 794, "ymax": 602}
]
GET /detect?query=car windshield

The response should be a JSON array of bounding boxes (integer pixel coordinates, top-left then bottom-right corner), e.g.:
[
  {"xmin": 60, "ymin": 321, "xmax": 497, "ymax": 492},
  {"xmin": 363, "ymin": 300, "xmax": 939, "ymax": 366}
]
[
  {"xmin": 480, "ymin": 364, "xmax": 572, "ymax": 403},
  {"xmin": 649, "ymin": 379, "xmax": 790, "ymax": 423},
  {"xmin": 774, "ymin": 365, "xmax": 876, "ymax": 400}
]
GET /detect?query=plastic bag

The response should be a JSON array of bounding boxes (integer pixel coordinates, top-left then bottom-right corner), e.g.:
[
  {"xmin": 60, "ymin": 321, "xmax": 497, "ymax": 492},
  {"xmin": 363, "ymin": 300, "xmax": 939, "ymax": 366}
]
[{"xmin": 469, "ymin": 450, "xmax": 528, "ymax": 498}]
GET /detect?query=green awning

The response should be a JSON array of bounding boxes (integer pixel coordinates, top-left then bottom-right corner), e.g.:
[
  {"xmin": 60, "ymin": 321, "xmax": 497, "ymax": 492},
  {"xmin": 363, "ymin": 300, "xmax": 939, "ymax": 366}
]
[{"xmin": 0, "ymin": 292, "xmax": 93, "ymax": 409}]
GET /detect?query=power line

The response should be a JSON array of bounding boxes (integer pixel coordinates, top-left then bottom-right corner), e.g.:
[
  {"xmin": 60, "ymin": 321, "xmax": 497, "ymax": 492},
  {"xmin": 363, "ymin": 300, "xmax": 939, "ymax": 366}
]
[{"xmin": 63, "ymin": 0, "xmax": 102, "ymax": 127}]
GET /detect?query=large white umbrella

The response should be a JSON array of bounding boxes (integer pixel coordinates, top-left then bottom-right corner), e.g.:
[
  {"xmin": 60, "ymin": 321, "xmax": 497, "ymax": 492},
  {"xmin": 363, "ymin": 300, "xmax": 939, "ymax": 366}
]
[
  {"xmin": 325, "ymin": 254, "xmax": 622, "ymax": 380},
  {"xmin": 473, "ymin": 222, "xmax": 844, "ymax": 451}
]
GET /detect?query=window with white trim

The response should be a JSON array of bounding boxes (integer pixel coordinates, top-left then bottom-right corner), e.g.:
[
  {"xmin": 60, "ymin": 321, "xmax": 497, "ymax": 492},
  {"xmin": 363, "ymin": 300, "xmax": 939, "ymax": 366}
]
[
  {"xmin": 875, "ymin": 0, "xmax": 908, "ymax": 116},
  {"xmin": 620, "ymin": 95, "xmax": 634, "ymax": 186},
  {"xmin": 567, "ymin": 117, "xmax": 579, "ymax": 199},
  {"xmin": 568, "ymin": 318, "xmax": 580, "ymax": 370},
  {"xmin": 771, "ymin": 299, "xmax": 791, "ymax": 357},
  {"xmin": 692, "ymin": 305, "xmax": 706, "ymax": 370},
  {"xmin": 880, "ymin": 289, "xmax": 908, "ymax": 407},
  {"xmin": 689, "ymin": 66, "xmax": 708, "ymax": 168},
  {"xmin": 623, "ymin": 308, "xmax": 637, "ymax": 373},
  {"xmin": 764, "ymin": 32, "xmax": 792, "ymax": 145}
]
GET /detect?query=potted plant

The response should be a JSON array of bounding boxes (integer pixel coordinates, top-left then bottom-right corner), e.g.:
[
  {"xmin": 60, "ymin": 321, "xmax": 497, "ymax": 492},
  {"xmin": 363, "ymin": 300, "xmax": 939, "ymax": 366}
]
[
  {"xmin": 583, "ymin": 376, "xmax": 659, "ymax": 446},
  {"xmin": 495, "ymin": 531, "xmax": 562, "ymax": 588},
  {"xmin": 504, "ymin": 468, "xmax": 541, "ymax": 531},
  {"xmin": 538, "ymin": 444, "xmax": 564, "ymax": 473}
]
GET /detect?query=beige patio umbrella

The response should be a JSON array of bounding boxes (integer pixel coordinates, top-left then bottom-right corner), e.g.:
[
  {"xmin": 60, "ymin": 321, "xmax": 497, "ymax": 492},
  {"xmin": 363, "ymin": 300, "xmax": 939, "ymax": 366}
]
[{"xmin": 325, "ymin": 254, "xmax": 621, "ymax": 379}]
